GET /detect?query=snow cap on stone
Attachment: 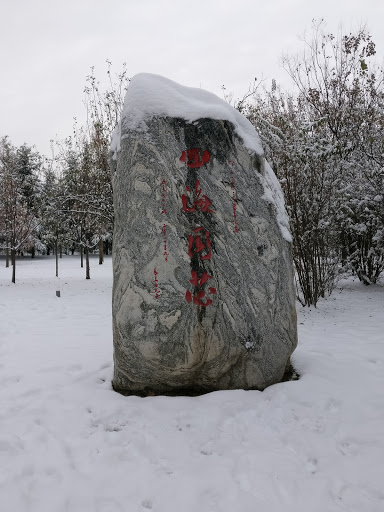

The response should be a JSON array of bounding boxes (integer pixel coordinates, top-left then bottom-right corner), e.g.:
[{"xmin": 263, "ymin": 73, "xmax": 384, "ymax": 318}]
[
  {"xmin": 111, "ymin": 73, "xmax": 263, "ymax": 156},
  {"xmin": 110, "ymin": 72, "xmax": 291, "ymax": 242}
]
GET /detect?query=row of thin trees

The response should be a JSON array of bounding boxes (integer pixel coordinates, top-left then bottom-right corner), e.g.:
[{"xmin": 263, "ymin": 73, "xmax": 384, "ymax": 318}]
[
  {"xmin": 0, "ymin": 65, "xmax": 128, "ymax": 282},
  {"xmin": 0, "ymin": 134, "xmax": 110, "ymax": 282},
  {"xmin": 0, "ymin": 62, "xmax": 129, "ymax": 283}
]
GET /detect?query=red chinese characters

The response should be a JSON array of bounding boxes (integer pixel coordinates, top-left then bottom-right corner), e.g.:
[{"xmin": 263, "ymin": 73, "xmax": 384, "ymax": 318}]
[
  {"xmin": 185, "ymin": 270, "xmax": 217, "ymax": 307},
  {"xmin": 185, "ymin": 228, "xmax": 216, "ymax": 306},
  {"xmin": 179, "ymin": 148, "xmax": 210, "ymax": 168},
  {"xmin": 162, "ymin": 223, "xmax": 169, "ymax": 262},
  {"xmin": 188, "ymin": 227, "xmax": 212, "ymax": 260},
  {"xmin": 161, "ymin": 179, "xmax": 167, "ymax": 214},
  {"xmin": 159, "ymin": 179, "xmax": 169, "ymax": 263},
  {"xmin": 180, "ymin": 149, "xmax": 216, "ymax": 307},
  {"xmin": 182, "ymin": 180, "xmax": 213, "ymax": 214},
  {"xmin": 154, "ymin": 268, "xmax": 160, "ymax": 298}
]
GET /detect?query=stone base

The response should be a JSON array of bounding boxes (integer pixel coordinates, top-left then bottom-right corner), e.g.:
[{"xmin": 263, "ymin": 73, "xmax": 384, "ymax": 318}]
[{"xmin": 111, "ymin": 358, "xmax": 298, "ymax": 397}]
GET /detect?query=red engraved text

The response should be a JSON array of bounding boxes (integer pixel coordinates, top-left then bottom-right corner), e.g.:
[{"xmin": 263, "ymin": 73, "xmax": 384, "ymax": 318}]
[
  {"xmin": 185, "ymin": 270, "xmax": 217, "ymax": 306},
  {"xmin": 162, "ymin": 223, "xmax": 169, "ymax": 262},
  {"xmin": 181, "ymin": 148, "xmax": 216, "ymax": 307},
  {"xmin": 182, "ymin": 180, "xmax": 213, "ymax": 214},
  {"xmin": 154, "ymin": 268, "xmax": 160, "ymax": 298},
  {"xmin": 161, "ymin": 179, "xmax": 167, "ymax": 214},
  {"xmin": 188, "ymin": 227, "xmax": 212, "ymax": 260},
  {"xmin": 179, "ymin": 148, "xmax": 210, "ymax": 168}
]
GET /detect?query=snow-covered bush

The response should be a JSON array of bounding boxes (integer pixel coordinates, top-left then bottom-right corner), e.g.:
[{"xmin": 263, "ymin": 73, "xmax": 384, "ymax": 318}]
[{"xmin": 245, "ymin": 23, "xmax": 384, "ymax": 304}]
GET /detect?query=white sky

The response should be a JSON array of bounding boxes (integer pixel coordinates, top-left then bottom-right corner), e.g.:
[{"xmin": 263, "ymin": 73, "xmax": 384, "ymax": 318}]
[{"xmin": 1, "ymin": 0, "xmax": 383, "ymax": 156}]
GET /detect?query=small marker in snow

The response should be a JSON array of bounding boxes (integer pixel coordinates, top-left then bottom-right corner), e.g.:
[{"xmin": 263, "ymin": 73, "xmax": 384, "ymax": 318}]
[{"xmin": 56, "ymin": 291, "xmax": 61, "ymax": 298}]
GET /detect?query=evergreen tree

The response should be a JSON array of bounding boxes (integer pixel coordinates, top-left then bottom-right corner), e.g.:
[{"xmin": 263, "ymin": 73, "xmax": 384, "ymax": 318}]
[{"xmin": 0, "ymin": 137, "xmax": 43, "ymax": 282}]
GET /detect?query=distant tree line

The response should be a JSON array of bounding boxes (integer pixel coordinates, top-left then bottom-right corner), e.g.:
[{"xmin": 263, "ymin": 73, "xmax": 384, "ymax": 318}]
[
  {"xmin": 1, "ymin": 24, "xmax": 383, "ymax": 305},
  {"xmin": 0, "ymin": 63, "xmax": 129, "ymax": 283}
]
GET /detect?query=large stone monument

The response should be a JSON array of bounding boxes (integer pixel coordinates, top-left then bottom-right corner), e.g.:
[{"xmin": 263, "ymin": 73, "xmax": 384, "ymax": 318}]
[{"xmin": 110, "ymin": 73, "xmax": 297, "ymax": 395}]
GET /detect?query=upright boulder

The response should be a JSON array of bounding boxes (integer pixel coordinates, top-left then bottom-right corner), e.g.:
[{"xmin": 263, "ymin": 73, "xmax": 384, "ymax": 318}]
[{"xmin": 110, "ymin": 73, "xmax": 297, "ymax": 395}]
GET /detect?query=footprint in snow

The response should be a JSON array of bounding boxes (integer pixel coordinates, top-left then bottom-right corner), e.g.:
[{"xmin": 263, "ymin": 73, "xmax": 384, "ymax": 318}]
[
  {"xmin": 305, "ymin": 457, "xmax": 318, "ymax": 474},
  {"xmin": 337, "ymin": 439, "xmax": 360, "ymax": 456}
]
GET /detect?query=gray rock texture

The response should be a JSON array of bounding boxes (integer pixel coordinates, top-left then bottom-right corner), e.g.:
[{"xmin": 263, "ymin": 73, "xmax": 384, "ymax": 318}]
[{"xmin": 111, "ymin": 83, "xmax": 297, "ymax": 395}]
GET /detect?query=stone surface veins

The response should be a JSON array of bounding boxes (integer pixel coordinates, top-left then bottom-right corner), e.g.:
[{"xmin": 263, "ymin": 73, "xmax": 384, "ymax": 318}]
[{"xmin": 111, "ymin": 114, "xmax": 297, "ymax": 394}]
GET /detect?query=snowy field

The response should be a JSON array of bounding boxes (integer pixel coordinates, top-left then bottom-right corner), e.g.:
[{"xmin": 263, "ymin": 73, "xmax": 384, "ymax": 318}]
[{"xmin": 0, "ymin": 255, "xmax": 383, "ymax": 512}]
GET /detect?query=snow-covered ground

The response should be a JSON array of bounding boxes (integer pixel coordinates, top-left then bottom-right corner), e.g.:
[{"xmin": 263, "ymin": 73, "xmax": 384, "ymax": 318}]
[{"xmin": 0, "ymin": 255, "xmax": 383, "ymax": 512}]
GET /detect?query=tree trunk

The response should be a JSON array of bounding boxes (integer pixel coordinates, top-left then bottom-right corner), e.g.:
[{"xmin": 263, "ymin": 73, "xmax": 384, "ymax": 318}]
[
  {"xmin": 85, "ymin": 246, "xmax": 90, "ymax": 279},
  {"xmin": 5, "ymin": 247, "xmax": 9, "ymax": 268},
  {"xmin": 99, "ymin": 238, "xmax": 104, "ymax": 264},
  {"xmin": 11, "ymin": 249, "xmax": 16, "ymax": 283},
  {"xmin": 80, "ymin": 246, "xmax": 84, "ymax": 268},
  {"xmin": 55, "ymin": 239, "xmax": 59, "ymax": 278},
  {"xmin": 31, "ymin": 246, "xmax": 35, "ymax": 258},
  {"xmin": 59, "ymin": 245, "xmax": 62, "ymax": 258},
  {"xmin": 105, "ymin": 239, "xmax": 109, "ymax": 255}
]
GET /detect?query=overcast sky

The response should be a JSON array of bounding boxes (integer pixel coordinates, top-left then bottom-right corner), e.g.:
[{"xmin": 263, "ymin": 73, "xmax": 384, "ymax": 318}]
[{"xmin": 1, "ymin": 0, "xmax": 383, "ymax": 156}]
